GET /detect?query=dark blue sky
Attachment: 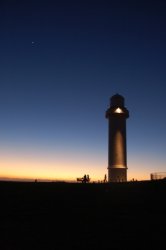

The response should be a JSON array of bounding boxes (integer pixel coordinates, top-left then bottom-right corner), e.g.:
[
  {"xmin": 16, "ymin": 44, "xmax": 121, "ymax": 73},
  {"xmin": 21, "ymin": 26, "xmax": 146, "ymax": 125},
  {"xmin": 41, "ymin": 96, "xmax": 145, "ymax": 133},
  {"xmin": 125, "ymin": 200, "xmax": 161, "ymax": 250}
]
[{"xmin": 0, "ymin": 0, "xmax": 166, "ymax": 180}]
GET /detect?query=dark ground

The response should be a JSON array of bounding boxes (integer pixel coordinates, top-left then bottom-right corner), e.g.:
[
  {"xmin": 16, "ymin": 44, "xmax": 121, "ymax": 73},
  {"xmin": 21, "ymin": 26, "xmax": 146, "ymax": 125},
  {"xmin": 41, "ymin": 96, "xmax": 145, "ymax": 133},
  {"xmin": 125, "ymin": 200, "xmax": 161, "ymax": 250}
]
[{"xmin": 0, "ymin": 180, "xmax": 166, "ymax": 250}]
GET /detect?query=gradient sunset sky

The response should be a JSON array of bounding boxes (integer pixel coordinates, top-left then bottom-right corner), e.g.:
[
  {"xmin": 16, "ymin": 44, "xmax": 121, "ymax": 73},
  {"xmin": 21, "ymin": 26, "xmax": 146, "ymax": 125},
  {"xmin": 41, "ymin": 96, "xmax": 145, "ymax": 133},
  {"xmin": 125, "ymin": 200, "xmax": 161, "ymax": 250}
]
[{"xmin": 0, "ymin": 0, "xmax": 166, "ymax": 181}]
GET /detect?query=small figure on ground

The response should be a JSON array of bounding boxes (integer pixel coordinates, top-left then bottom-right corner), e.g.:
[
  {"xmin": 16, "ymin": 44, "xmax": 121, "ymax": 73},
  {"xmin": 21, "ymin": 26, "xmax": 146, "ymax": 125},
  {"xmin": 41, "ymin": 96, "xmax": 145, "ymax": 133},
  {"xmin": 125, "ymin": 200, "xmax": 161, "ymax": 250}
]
[
  {"xmin": 104, "ymin": 174, "xmax": 107, "ymax": 183},
  {"xmin": 83, "ymin": 174, "xmax": 87, "ymax": 183}
]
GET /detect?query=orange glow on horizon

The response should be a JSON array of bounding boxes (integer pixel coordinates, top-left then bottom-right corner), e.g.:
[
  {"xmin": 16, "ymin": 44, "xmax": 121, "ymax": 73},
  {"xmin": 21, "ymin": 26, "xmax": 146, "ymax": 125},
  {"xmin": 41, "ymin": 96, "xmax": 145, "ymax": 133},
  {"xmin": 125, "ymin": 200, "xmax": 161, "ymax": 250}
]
[
  {"xmin": 0, "ymin": 152, "xmax": 107, "ymax": 182},
  {"xmin": 0, "ymin": 156, "xmax": 150, "ymax": 182},
  {"xmin": 0, "ymin": 148, "xmax": 160, "ymax": 182}
]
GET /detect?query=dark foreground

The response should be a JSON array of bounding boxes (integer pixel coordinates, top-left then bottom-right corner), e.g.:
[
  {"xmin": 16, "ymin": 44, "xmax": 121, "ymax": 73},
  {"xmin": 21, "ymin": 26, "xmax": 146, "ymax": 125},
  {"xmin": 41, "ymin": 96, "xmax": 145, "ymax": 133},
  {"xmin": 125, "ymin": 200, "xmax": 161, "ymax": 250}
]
[{"xmin": 0, "ymin": 180, "xmax": 166, "ymax": 250}]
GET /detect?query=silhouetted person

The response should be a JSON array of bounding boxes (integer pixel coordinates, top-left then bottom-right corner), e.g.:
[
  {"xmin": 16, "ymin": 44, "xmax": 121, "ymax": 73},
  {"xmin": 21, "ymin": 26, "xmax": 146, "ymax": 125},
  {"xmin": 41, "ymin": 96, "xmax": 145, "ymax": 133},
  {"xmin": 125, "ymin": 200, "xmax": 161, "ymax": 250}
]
[
  {"xmin": 87, "ymin": 175, "xmax": 90, "ymax": 183},
  {"xmin": 83, "ymin": 175, "xmax": 87, "ymax": 183},
  {"xmin": 104, "ymin": 174, "xmax": 107, "ymax": 183}
]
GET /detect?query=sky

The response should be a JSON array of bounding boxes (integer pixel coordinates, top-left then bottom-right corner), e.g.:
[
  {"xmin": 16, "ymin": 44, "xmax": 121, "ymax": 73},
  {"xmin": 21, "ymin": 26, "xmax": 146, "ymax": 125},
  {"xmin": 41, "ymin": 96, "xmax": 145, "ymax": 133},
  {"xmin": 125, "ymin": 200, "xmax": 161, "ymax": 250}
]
[{"xmin": 0, "ymin": 0, "xmax": 166, "ymax": 181}]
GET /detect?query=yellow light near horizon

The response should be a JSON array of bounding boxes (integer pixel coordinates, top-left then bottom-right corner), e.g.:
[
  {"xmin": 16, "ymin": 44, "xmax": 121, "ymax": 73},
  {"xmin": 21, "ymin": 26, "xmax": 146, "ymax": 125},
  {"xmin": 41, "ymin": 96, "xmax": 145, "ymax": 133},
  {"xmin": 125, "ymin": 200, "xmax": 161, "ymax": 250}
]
[
  {"xmin": 115, "ymin": 107, "xmax": 123, "ymax": 113},
  {"xmin": 0, "ymin": 153, "xmax": 107, "ymax": 182},
  {"xmin": 0, "ymin": 147, "xmax": 157, "ymax": 182}
]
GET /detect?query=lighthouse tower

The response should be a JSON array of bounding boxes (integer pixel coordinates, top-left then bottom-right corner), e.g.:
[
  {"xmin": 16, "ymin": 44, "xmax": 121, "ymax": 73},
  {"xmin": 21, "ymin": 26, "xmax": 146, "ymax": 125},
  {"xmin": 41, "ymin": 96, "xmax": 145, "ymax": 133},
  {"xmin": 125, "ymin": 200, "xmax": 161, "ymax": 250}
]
[{"xmin": 106, "ymin": 94, "xmax": 129, "ymax": 182}]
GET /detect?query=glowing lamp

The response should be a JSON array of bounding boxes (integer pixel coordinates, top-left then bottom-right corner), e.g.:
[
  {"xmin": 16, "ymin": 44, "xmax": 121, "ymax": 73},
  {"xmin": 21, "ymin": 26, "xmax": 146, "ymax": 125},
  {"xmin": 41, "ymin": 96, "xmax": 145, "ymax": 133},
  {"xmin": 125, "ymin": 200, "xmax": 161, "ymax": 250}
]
[{"xmin": 115, "ymin": 107, "xmax": 123, "ymax": 113}]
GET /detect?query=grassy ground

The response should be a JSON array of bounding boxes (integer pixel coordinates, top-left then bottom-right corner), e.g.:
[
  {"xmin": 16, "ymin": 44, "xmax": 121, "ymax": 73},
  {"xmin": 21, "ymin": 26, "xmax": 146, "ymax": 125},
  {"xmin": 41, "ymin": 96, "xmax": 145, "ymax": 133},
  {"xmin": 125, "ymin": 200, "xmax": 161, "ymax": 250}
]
[{"xmin": 0, "ymin": 180, "xmax": 166, "ymax": 249}]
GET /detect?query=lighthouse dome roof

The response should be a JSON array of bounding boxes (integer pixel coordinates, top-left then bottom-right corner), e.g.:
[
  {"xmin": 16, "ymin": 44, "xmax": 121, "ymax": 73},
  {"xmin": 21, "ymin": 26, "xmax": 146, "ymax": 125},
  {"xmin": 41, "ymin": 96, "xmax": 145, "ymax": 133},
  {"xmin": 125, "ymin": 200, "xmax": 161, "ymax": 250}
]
[{"xmin": 110, "ymin": 94, "xmax": 124, "ymax": 107}]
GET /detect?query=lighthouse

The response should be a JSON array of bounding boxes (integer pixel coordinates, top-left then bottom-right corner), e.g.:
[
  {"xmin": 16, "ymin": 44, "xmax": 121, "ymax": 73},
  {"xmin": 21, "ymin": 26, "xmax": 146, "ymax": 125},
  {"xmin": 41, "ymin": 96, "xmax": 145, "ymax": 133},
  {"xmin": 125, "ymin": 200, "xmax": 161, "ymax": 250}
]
[{"xmin": 106, "ymin": 94, "xmax": 129, "ymax": 182}]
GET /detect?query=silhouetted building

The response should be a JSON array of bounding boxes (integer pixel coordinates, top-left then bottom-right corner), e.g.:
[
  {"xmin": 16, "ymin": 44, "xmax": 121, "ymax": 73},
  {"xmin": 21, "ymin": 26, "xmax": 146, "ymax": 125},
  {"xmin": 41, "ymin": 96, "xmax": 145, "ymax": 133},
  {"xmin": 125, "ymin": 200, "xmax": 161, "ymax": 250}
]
[{"xmin": 106, "ymin": 94, "xmax": 129, "ymax": 182}]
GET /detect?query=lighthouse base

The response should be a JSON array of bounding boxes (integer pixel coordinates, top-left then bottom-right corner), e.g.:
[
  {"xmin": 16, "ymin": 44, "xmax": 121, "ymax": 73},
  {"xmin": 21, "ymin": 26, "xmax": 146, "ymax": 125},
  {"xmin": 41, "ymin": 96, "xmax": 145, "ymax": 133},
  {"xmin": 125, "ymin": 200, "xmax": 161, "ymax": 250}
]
[{"xmin": 108, "ymin": 167, "xmax": 127, "ymax": 182}]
